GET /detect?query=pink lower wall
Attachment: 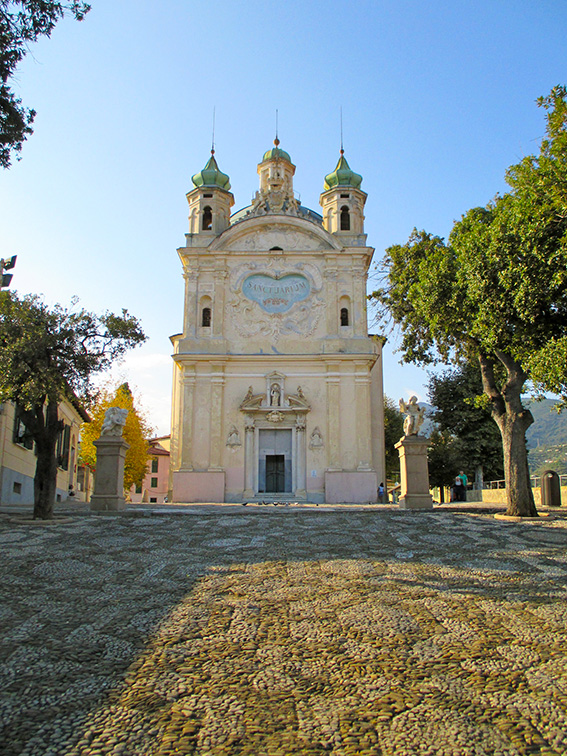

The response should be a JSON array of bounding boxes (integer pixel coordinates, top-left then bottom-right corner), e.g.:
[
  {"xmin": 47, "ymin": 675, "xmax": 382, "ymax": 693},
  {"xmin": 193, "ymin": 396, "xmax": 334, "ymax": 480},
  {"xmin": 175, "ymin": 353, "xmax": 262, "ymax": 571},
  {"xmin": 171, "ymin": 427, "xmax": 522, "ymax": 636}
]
[
  {"xmin": 325, "ymin": 471, "xmax": 378, "ymax": 503},
  {"xmin": 173, "ymin": 471, "xmax": 226, "ymax": 503}
]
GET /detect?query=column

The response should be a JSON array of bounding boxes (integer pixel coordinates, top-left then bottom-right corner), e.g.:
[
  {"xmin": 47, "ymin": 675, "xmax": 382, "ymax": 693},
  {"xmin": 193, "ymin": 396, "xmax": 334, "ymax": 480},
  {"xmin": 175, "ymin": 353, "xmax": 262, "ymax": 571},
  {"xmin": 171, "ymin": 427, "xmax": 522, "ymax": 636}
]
[
  {"xmin": 295, "ymin": 418, "xmax": 307, "ymax": 498},
  {"xmin": 243, "ymin": 417, "xmax": 255, "ymax": 498}
]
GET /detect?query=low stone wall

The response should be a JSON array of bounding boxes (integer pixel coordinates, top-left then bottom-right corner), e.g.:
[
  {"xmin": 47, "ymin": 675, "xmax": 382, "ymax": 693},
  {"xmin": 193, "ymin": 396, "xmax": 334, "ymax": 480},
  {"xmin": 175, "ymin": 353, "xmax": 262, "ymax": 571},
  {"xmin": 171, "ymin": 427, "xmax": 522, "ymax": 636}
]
[
  {"xmin": 431, "ymin": 486, "xmax": 566, "ymax": 506},
  {"xmin": 465, "ymin": 486, "xmax": 567, "ymax": 507}
]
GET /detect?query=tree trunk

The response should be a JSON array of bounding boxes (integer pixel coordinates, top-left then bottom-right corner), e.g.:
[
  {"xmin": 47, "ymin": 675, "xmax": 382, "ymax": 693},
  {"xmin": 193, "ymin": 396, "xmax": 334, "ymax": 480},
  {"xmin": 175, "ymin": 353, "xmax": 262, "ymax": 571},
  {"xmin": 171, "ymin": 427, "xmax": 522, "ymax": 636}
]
[
  {"xmin": 497, "ymin": 410, "xmax": 537, "ymax": 517},
  {"xmin": 478, "ymin": 352, "xmax": 537, "ymax": 517},
  {"xmin": 33, "ymin": 400, "xmax": 61, "ymax": 520}
]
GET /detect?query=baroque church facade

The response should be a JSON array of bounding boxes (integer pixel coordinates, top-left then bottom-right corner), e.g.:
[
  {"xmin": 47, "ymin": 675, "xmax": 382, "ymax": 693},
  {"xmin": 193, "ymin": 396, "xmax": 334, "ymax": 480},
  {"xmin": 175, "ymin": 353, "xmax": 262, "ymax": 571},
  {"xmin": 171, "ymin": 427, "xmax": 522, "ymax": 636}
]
[{"xmin": 169, "ymin": 140, "xmax": 385, "ymax": 503}]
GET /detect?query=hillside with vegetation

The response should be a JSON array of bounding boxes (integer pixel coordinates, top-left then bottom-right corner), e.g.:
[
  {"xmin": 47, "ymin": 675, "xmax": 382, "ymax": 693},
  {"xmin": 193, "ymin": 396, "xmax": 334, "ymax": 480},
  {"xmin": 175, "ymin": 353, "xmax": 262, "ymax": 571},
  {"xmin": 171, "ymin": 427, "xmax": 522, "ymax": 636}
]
[{"xmin": 525, "ymin": 399, "xmax": 567, "ymax": 475}]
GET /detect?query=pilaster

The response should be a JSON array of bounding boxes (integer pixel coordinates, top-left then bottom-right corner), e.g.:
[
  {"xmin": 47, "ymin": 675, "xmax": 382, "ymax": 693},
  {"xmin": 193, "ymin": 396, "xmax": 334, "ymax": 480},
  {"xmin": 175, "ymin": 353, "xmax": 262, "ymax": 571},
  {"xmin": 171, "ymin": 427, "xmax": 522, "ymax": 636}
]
[
  {"xmin": 326, "ymin": 362, "xmax": 341, "ymax": 470},
  {"xmin": 355, "ymin": 362, "xmax": 372, "ymax": 470},
  {"xmin": 209, "ymin": 364, "xmax": 225, "ymax": 470},
  {"xmin": 180, "ymin": 367, "xmax": 195, "ymax": 470}
]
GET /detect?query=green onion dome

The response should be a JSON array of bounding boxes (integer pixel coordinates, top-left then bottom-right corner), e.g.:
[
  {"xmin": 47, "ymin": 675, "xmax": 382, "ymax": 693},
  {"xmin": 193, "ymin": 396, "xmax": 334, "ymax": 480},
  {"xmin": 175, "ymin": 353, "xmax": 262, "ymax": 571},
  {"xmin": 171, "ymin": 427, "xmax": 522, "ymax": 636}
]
[
  {"xmin": 192, "ymin": 151, "xmax": 231, "ymax": 190},
  {"xmin": 261, "ymin": 137, "xmax": 292, "ymax": 164},
  {"xmin": 323, "ymin": 150, "xmax": 363, "ymax": 190}
]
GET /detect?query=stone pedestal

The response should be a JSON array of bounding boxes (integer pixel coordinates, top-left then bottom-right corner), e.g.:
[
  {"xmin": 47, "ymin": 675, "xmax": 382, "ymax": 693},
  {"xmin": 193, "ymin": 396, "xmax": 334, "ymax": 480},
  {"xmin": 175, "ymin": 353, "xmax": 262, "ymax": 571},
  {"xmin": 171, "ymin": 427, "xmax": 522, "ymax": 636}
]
[
  {"xmin": 395, "ymin": 435, "xmax": 433, "ymax": 510},
  {"xmin": 90, "ymin": 436, "xmax": 130, "ymax": 512}
]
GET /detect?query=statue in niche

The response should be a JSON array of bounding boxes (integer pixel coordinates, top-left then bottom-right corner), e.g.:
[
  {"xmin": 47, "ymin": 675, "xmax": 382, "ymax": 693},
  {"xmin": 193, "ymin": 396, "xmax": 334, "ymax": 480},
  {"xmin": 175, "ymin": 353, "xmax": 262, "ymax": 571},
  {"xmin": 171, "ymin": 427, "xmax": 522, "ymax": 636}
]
[
  {"xmin": 399, "ymin": 396, "xmax": 426, "ymax": 436},
  {"xmin": 226, "ymin": 426, "xmax": 241, "ymax": 447},
  {"xmin": 309, "ymin": 427, "xmax": 324, "ymax": 449},
  {"xmin": 270, "ymin": 383, "xmax": 281, "ymax": 407}
]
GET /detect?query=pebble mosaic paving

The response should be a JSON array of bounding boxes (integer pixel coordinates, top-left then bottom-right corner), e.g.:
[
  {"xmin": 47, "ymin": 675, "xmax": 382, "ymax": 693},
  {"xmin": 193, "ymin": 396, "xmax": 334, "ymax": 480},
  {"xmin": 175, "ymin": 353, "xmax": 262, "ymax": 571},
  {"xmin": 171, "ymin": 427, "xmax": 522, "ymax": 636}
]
[{"xmin": 1, "ymin": 507, "xmax": 567, "ymax": 755}]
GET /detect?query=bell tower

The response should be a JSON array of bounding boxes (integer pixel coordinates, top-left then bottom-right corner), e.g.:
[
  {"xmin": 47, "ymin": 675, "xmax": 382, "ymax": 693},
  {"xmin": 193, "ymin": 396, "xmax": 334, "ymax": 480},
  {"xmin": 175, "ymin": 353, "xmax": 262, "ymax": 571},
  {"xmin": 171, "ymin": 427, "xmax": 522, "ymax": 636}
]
[
  {"xmin": 186, "ymin": 151, "xmax": 234, "ymax": 236},
  {"xmin": 320, "ymin": 150, "xmax": 367, "ymax": 239},
  {"xmin": 251, "ymin": 138, "xmax": 298, "ymax": 215}
]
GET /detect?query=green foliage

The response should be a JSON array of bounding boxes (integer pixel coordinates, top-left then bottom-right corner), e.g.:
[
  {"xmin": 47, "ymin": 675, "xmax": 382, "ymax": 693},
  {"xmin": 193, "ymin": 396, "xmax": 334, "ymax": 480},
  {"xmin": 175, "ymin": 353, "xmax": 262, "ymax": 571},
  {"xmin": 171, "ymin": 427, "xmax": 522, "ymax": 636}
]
[
  {"xmin": 372, "ymin": 87, "xmax": 567, "ymax": 395},
  {"xmin": 427, "ymin": 429, "xmax": 460, "ymax": 492},
  {"xmin": 370, "ymin": 87, "xmax": 567, "ymax": 516},
  {"xmin": 0, "ymin": 290, "xmax": 145, "ymax": 517},
  {"xmin": 80, "ymin": 382, "xmax": 153, "ymax": 491},
  {"xmin": 1, "ymin": 1, "xmax": 91, "ymax": 167},
  {"xmin": 427, "ymin": 362, "xmax": 504, "ymax": 482},
  {"xmin": 383, "ymin": 396, "xmax": 403, "ymax": 480},
  {"xmin": 528, "ymin": 444, "xmax": 567, "ymax": 477},
  {"xmin": 0, "ymin": 291, "xmax": 145, "ymax": 408}
]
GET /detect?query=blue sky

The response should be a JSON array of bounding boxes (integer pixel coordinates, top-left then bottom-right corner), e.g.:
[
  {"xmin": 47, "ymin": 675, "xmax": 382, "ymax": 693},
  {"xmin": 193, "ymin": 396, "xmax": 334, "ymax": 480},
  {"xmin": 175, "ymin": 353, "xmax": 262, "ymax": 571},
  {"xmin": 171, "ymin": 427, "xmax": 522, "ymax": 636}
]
[{"xmin": 1, "ymin": 0, "xmax": 566, "ymax": 433}]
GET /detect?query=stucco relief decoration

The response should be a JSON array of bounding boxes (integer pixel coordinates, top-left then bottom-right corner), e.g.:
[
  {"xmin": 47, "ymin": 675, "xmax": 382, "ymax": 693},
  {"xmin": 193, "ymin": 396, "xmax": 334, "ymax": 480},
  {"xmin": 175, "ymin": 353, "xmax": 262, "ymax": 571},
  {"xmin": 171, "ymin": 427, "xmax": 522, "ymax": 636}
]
[
  {"xmin": 267, "ymin": 411, "xmax": 284, "ymax": 423},
  {"xmin": 309, "ymin": 427, "xmax": 324, "ymax": 449},
  {"xmin": 226, "ymin": 426, "xmax": 241, "ymax": 447},
  {"xmin": 225, "ymin": 227, "xmax": 327, "ymax": 252},
  {"xmin": 229, "ymin": 259, "xmax": 324, "ymax": 341}
]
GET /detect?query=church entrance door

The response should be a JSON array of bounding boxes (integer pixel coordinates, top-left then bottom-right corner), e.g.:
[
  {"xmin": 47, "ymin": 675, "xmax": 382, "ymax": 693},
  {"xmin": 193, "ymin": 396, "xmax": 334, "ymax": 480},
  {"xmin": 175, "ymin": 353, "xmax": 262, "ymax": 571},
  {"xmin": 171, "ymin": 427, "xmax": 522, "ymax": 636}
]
[
  {"xmin": 265, "ymin": 455, "xmax": 285, "ymax": 493},
  {"xmin": 258, "ymin": 429, "xmax": 292, "ymax": 494}
]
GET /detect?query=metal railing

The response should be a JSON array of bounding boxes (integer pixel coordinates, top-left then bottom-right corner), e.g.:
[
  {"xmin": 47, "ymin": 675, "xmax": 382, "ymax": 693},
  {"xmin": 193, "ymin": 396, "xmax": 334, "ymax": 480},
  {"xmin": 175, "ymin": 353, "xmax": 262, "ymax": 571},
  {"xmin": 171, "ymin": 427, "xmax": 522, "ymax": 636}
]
[{"xmin": 483, "ymin": 474, "xmax": 567, "ymax": 489}]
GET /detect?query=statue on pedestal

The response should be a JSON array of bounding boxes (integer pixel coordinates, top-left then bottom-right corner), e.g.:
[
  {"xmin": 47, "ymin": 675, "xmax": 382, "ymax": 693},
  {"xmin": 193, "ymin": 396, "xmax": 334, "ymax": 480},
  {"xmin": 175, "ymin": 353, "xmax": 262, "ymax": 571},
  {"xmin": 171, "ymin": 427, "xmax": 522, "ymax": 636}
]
[
  {"xmin": 399, "ymin": 396, "xmax": 426, "ymax": 436},
  {"xmin": 90, "ymin": 409, "xmax": 130, "ymax": 513}
]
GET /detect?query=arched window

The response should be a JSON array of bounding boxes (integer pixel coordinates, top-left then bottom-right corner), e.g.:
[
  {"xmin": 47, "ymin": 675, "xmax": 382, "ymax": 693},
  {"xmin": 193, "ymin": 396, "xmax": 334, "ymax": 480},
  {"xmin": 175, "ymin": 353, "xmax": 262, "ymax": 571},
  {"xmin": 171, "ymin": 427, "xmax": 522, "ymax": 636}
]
[
  {"xmin": 340, "ymin": 307, "xmax": 349, "ymax": 326},
  {"xmin": 340, "ymin": 206, "xmax": 350, "ymax": 231},
  {"xmin": 202, "ymin": 206, "xmax": 212, "ymax": 231},
  {"xmin": 269, "ymin": 246, "xmax": 283, "ymax": 251},
  {"xmin": 202, "ymin": 307, "xmax": 211, "ymax": 327}
]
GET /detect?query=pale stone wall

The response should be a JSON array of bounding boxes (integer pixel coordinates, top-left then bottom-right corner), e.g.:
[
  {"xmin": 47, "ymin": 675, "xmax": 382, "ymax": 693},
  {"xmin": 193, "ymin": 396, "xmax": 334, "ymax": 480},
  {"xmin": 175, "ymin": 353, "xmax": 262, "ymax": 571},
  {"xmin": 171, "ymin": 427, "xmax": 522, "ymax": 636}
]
[{"xmin": 169, "ymin": 150, "xmax": 384, "ymax": 504}]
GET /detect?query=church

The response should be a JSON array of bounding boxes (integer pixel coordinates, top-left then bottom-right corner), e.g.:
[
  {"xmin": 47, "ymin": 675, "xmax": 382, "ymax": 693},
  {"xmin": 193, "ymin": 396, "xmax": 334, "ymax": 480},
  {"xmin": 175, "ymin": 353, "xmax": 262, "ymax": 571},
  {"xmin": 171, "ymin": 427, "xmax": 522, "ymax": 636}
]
[{"xmin": 169, "ymin": 139, "xmax": 385, "ymax": 503}]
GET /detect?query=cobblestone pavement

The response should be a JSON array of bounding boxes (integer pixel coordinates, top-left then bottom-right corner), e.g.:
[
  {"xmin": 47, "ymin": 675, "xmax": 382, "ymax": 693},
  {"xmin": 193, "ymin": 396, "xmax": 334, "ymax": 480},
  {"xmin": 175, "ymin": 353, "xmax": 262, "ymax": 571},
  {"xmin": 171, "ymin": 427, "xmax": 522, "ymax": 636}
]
[{"xmin": 1, "ymin": 506, "xmax": 567, "ymax": 756}]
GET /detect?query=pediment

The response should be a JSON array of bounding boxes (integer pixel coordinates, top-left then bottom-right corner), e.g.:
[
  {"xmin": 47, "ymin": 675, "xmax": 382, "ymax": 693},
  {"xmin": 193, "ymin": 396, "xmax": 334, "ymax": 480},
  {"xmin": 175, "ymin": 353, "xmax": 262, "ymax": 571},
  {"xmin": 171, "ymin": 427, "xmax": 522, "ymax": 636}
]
[{"xmin": 211, "ymin": 217, "xmax": 340, "ymax": 252}]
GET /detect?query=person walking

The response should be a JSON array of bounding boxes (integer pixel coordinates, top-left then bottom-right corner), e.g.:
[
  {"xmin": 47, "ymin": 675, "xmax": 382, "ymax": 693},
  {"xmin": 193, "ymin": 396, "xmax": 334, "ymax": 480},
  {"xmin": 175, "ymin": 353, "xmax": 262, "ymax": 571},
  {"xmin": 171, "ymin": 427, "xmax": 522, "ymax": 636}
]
[{"xmin": 458, "ymin": 470, "xmax": 468, "ymax": 502}]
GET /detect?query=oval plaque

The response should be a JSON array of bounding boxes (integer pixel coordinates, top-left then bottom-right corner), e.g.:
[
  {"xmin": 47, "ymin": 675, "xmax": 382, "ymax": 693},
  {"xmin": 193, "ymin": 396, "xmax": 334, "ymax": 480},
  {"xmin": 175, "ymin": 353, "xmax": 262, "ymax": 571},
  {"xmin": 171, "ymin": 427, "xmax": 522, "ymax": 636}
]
[{"xmin": 242, "ymin": 273, "xmax": 311, "ymax": 313}]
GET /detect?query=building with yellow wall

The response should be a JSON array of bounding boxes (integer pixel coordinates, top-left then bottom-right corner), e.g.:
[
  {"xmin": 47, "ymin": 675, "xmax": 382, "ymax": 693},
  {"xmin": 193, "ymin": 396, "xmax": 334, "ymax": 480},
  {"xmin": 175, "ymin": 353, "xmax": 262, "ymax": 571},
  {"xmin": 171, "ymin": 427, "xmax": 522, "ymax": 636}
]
[{"xmin": 0, "ymin": 398, "xmax": 89, "ymax": 506}]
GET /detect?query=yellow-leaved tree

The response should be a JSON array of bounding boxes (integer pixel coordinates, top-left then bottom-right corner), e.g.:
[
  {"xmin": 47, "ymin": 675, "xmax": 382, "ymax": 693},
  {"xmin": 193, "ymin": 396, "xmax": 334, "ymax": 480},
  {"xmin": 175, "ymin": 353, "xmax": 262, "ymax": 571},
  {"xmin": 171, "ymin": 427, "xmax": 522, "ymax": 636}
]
[{"xmin": 79, "ymin": 383, "xmax": 153, "ymax": 491}]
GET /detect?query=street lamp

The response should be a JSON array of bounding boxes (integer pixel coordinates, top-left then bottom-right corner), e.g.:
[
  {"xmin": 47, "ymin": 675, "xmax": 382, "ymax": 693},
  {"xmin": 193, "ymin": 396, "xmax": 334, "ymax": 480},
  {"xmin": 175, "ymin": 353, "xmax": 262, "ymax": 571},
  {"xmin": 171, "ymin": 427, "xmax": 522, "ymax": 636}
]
[{"xmin": 0, "ymin": 255, "xmax": 17, "ymax": 288}]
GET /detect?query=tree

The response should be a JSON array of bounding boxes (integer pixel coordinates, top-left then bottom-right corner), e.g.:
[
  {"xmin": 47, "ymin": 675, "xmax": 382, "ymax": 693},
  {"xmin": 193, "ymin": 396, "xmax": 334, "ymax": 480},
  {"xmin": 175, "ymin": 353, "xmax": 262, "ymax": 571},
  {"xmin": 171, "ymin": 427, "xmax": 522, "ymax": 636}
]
[
  {"xmin": 0, "ymin": 291, "xmax": 145, "ymax": 518},
  {"xmin": 370, "ymin": 87, "xmax": 567, "ymax": 517},
  {"xmin": 79, "ymin": 382, "xmax": 153, "ymax": 492},
  {"xmin": 1, "ymin": 1, "xmax": 90, "ymax": 168},
  {"xmin": 427, "ymin": 429, "xmax": 460, "ymax": 503},
  {"xmin": 427, "ymin": 362, "xmax": 504, "ymax": 488},
  {"xmin": 383, "ymin": 396, "xmax": 404, "ymax": 480}
]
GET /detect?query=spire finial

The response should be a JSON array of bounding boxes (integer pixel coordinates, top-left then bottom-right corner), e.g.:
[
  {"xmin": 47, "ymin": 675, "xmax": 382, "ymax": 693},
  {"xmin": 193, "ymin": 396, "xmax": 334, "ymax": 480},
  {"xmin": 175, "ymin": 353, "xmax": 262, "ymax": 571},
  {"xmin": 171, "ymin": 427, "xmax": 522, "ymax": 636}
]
[
  {"xmin": 340, "ymin": 106, "xmax": 344, "ymax": 155},
  {"xmin": 211, "ymin": 107, "xmax": 216, "ymax": 155},
  {"xmin": 274, "ymin": 109, "xmax": 280, "ymax": 146}
]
